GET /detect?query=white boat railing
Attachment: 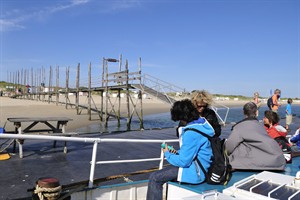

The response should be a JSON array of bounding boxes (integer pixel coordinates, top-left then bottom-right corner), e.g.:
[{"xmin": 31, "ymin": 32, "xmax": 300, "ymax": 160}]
[
  {"xmin": 211, "ymin": 104, "xmax": 230, "ymax": 125},
  {"xmin": 0, "ymin": 134, "xmax": 178, "ymax": 188}
]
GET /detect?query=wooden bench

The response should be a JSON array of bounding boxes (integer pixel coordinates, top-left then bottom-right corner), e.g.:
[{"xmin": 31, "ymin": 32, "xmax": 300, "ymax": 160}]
[{"xmin": 7, "ymin": 117, "xmax": 73, "ymax": 158}]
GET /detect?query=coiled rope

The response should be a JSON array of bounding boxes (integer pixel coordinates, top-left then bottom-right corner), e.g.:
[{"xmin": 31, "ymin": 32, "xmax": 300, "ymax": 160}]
[{"xmin": 34, "ymin": 184, "xmax": 62, "ymax": 200}]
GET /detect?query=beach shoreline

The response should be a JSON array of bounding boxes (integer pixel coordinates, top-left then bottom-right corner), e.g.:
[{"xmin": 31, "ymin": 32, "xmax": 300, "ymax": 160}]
[{"xmin": 0, "ymin": 96, "xmax": 297, "ymax": 133}]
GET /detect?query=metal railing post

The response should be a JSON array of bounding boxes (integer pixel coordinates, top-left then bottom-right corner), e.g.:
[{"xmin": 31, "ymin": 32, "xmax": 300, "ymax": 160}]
[
  {"xmin": 159, "ymin": 142, "xmax": 165, "ymax": 169},
  {"xmin": 89, "ymin": 140, "xmax": 99, "ymax": 188}
]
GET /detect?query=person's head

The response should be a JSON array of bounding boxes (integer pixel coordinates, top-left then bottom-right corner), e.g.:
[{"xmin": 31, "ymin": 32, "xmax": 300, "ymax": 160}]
[
  {"xmin": 287, "ymin": 98, "xmax": 293, "ymax": 104},
  {"xmin": 243, "ymin": 102, "xmax": 258, "ymax": 118},
  {"xmin": 264, "ymin": 110, "xmax": 279, "ymax": 126},
  {"xmin": 254, "ymin": 92, "xmax": 259, "ymax": 98},
  {"xmin": 171, "ymin": 99, "xmax": 199, "ymax": 125},
  {"xmin": 191, "ymin": 90, "xmax": 213, "ymax": 114},
  {"xmin": 274, "ymin": 89, "xmax": 281, "ymax": 98}
]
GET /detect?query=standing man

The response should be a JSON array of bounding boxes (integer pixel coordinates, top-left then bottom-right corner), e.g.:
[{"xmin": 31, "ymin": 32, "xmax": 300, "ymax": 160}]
[{"xmin": 271, "ymin": 89, "xmax": 281, "ymax": 113}]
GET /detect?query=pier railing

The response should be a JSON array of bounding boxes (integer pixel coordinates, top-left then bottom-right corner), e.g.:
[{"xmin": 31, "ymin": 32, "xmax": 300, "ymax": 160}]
[
  {"xmin": 142, "ymin": 73, "xmax": 187, "ymax": 97},
  {"xmin": 0, "ymin": 134, "xmax": 178, "ymax": 188}
]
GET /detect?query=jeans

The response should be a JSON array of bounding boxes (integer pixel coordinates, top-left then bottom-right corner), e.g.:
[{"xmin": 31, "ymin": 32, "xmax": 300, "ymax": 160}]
[{"xmin": 146, "ymin": 165, "xmax": 179, "ymax": 200}]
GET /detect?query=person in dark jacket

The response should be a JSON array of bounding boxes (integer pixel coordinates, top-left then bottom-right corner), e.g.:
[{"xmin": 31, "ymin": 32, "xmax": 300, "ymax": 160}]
[{"xmin": 191, "ymin": 90, "xmax": 221, "ymax": 137}]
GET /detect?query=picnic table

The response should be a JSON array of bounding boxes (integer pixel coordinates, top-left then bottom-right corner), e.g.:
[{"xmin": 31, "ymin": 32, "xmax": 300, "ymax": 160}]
[{"xmin": 7, "ymin": 117, "xmax": 73, "ymax": 158}]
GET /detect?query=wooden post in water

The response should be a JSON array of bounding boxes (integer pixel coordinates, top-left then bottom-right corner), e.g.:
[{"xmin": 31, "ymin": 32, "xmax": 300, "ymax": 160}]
[
  {"xmin": 88, "ymin": 62, "xmax": 92, "ymax": 120},
  {"xmin": 76, "ymin": 63, "xmax": 80, "ymax": 115},
  {"xmin": 101, "ymin": 58, "xmax": 105, "ymax": 122},
  {"xmin": 139, "ymin": 57, "xmax": 144, "ymax": 129},
  {"xmin": 125, "ymin": 60, "xmax": 131, "ymax": 131},
  {"xmin": 117, "ymin": 89, "xmax": 121, "ymax": 127},
  {"xmin": 104, "ymin": 59, "xmax": 108, "ymax": 128},
  {"xmin": 117, "ymin": 54, "xmax": 122, "ymax": 127}
]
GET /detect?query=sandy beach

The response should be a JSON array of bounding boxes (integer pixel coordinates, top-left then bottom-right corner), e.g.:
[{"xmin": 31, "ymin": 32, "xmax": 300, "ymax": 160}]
[
  {"xmin": 0, "ymin": 95, "xmax": 251, "ymax": 133},
  {"xmin": 2, "ymin": 95, "xmax": 297, "ymax": 133},
  {"xmin": 0, "ymin": 96, "xmax": 170, "ymax": 133}
]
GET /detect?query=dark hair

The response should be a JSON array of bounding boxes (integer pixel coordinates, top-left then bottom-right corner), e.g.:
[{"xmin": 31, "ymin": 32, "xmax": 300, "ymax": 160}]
[
  {"xmin": 287, "ymin": 98, "xmax": 293, "ymax": 104},
  {"xmin": 243, "ymin": 102, "xmax": 257, "ymax": 117},
  {"xmin": 264, "ymin": 110, "xmax": 280, "ymax": 124},
  {"xmin": 171, "ymin": 99, "xmax": 199, "ymax": 123}
]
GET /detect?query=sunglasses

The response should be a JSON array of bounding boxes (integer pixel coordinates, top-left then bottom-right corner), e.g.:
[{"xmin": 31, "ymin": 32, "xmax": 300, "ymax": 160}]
[{"xmin": 197, "ymin": 104, "xmax": 207, "ymax": 108}]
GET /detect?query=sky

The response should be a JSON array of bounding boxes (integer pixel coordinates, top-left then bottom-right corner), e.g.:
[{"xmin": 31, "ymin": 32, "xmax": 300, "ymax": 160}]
[{"xmin": 0, "ymin": 0, "xmax": 300, "ymax": 98}]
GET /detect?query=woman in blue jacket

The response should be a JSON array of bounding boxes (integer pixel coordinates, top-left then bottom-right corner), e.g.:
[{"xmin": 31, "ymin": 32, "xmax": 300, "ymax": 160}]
[{"xmin": 146, "ymin": 99, "xmax": 214, "ymax": 200}]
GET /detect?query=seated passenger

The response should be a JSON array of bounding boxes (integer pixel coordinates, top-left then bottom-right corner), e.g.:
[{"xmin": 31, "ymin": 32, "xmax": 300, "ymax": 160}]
[
  {"xmin": 289, "ymin": 128, "xmax": 300, "ymax": 154},
  {"xmin": 264, "ymin": 110, "xmax": 288, "ymax": 138},
  {"xmin": 264, "ymin": 110, "xmax": 292, "ymax": 163},
  {"xmin": 146, "ymin": 99, "xmax": 214, "ymax": 200},
  {"xmin": 191, "ymin": 90, "xmax": 221, "ymax": 137},
  {"xmin": 225, "ymin": 102, "xmax": 286, "ymax": 170}
]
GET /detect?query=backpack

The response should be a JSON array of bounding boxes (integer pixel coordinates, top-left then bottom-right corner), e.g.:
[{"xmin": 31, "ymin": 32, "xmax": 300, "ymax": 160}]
[
  {"xmin": 274, "ymin": 136, "xmax": 292, "ymax": 163},
  {"xmin": 184, "ymin": 128, "xmax": 232, "ymax": 185},
  {"xmin": 267, "ymin": 97, "xmax": 274, "ymax": 110}
]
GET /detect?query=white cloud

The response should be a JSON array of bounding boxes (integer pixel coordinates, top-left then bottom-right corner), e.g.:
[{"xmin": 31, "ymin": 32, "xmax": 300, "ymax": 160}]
[
  {"xmin": 0, "ymin": 0, "xmax": 90, "ymax": 32},
  {"xmin": 71, "ymin": 0, "xmax": 90, "ymax": 5},
  {"xmin": 111, "ymin": 0, "xmax": 141, "ymax": 10},
  {"xmin": 0, "ymin": 0, "xmax": 143, "ymax": 32},
  {"xmin": 0, "ymin": 19, "xmax": 25, "ymax": 32}
]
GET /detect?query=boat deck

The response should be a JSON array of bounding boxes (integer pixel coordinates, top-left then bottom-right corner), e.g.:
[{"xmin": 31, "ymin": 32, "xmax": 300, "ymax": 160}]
[{"xmin": 1, "ymin": 115, "xmax": 300, "ymax": 199}]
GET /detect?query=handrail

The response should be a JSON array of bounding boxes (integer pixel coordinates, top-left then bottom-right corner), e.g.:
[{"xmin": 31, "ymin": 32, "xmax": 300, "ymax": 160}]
[
  {"xmin": 0, "ymin": 134, "xmax": 178, "ymax": 188},
  {"xmin": 142, "ymin": 74, "xmax": 187, "ymax": 95}
]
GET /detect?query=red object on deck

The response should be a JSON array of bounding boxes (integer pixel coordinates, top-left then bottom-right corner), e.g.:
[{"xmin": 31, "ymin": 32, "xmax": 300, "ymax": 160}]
[{"xmin": 37, "ymin": 177, "xmax": 60, "ymax": 188}]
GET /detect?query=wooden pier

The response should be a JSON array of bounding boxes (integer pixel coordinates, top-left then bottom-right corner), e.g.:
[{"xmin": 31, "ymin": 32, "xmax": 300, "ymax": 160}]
[{"xmin": 4, "ymin": 55, "xmax": 184, "ymax": 131}]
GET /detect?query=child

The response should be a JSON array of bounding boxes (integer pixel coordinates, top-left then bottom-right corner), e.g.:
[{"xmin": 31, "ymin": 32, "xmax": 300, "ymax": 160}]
[
  {"xmin": 285, "ymin": 98, "xmax": 293, "ymax": 131},
  {"xmin": 264, "ymin": 110, "xmax": 292, "ymax": 163}
]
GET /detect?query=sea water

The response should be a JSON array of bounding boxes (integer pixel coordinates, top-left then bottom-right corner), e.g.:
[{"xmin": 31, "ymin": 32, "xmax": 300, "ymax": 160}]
[{"xmin": 77, "ymin": 105, "xmax": 300, "ymax": 134}]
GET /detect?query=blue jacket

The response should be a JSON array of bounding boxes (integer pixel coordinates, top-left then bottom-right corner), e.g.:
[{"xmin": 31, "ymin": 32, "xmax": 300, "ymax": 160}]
[{"xmin": 164, "ymin": 117, "xmax": 214, "ymax": 184}]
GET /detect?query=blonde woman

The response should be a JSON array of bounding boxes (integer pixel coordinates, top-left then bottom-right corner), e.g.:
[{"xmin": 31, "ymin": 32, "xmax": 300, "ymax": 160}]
[{"xmin": 191, "ymin": 90, "xmax": 221, "ymax": 137}]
